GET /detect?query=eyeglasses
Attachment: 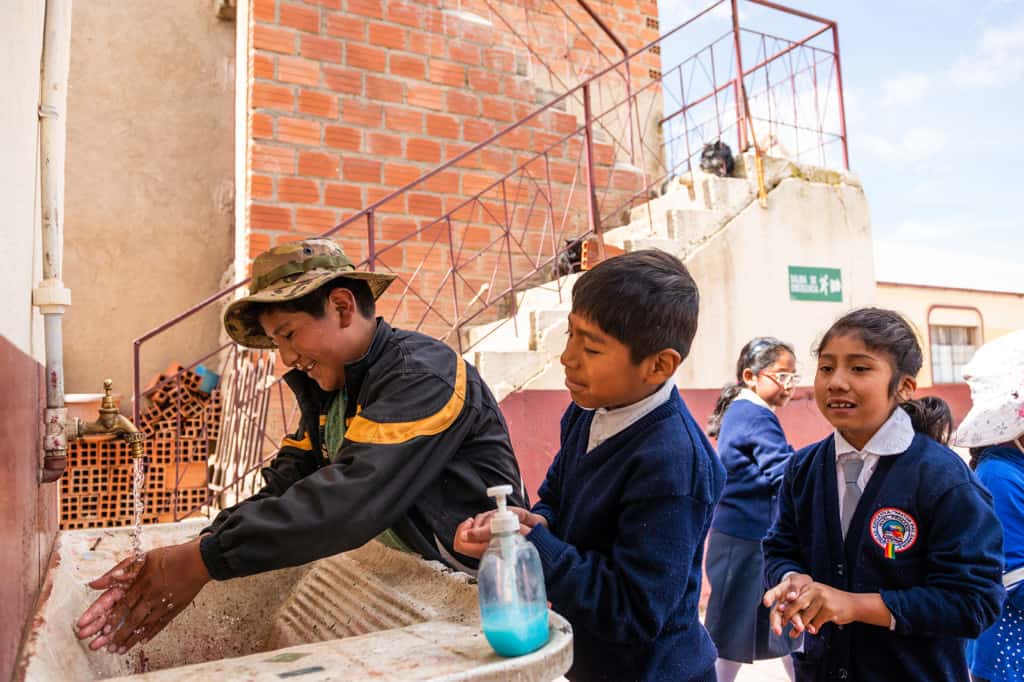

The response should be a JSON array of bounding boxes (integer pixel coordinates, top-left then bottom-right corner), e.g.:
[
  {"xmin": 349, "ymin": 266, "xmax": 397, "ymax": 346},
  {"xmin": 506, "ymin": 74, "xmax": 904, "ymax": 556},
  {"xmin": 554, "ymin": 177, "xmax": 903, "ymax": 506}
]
[{"xmin": 760, "ymin": 371, "xmax": 801, "ymax": 388}]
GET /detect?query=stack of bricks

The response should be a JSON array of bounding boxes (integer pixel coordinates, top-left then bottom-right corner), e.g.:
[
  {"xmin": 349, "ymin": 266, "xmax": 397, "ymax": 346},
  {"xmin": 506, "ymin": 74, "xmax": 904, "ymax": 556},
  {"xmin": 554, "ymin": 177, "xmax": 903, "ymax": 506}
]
[{"xmin": 60, "ymin": 364, "xmax": 223, "ymax": 530}]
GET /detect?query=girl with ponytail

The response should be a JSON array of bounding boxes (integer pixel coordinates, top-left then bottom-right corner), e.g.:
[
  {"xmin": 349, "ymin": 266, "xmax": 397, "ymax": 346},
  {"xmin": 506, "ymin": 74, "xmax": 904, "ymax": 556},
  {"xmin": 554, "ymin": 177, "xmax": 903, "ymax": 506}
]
[
  {"xmin": 762, "ymin": 308, "xmax": 1004, "ymax": 682},
  {"xmin": 706, "ymin": 337, "xmax": 800, "ymax": 682}
]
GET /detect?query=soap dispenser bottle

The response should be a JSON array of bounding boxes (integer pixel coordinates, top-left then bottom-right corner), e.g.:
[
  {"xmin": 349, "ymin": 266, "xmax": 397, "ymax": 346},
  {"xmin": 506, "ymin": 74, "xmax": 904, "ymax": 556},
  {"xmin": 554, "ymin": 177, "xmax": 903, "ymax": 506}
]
[{"xmin": 477, "ymin": 484, "xmax": 549, "ymax": 657}]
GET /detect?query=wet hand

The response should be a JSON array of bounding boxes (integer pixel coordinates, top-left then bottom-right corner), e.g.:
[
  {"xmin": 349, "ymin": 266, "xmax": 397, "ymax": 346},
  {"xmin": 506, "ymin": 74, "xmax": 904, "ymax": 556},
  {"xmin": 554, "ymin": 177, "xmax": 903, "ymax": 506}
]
[
  {"xmin": 73, "ymin": 560, "xmax": 140, "ymax": 641},
  {"xmin": 780, "ymin": 582, "xmax": 857, "ymax": 635},
  {"xmin": 455, "ymin": 507, "xmax": 548, "ymax": 559},
  {"xmin": 454, "ymin": 517, "xmax": 489, "ymax": 559},
  {"xmin": 75, "ymin": 538, "xmax": 210, "ymax": 654},
  {"xmin": 763, "ymin": 572, "xmax": 812, "ymax": 637}
]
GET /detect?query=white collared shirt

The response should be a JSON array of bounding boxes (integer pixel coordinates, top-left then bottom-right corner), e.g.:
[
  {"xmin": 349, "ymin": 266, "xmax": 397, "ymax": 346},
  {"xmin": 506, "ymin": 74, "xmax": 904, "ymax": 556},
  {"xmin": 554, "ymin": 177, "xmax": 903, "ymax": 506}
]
[
  {"xmin": 833, "ymin": 407, "xmax": 915, "ymax": 517},
  {"xmin": 735, "ymin": 387, "xmax": 773, "ymax": 411},
  {"xmin": 586, "ymin": 380, "xmax": 676, "ymax": 453}
]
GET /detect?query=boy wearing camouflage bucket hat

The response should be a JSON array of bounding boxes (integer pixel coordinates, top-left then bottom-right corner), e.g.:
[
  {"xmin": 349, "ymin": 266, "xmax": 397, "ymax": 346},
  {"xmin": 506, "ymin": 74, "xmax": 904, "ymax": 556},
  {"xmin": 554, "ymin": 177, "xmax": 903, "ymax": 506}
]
[{"xmin": 75, "ymin": 238, "xmax": 528, "ymax": 655}]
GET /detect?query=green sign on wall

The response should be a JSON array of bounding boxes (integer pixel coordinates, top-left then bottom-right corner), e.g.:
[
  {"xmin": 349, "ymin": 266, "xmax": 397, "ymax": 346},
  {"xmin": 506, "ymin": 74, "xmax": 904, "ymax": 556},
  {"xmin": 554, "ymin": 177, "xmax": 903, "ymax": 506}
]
[{"xmin": 789, "ymin": 266, "xmax": 842, "ymax": 302}]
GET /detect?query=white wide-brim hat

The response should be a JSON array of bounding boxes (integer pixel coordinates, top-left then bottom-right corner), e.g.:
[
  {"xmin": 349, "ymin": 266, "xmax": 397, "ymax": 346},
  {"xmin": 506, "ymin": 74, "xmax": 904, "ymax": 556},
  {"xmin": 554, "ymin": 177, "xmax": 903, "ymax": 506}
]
[{"xmin": 953, "ymin": 329, "xmax": 1024, "ymax": 447}]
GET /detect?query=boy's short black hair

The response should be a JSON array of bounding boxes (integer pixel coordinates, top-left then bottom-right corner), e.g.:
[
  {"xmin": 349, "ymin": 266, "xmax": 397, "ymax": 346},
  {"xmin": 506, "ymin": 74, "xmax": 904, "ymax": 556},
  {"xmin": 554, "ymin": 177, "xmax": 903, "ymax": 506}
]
[
  {"xmin": 239, "ymin": 276, "xmax": 376, "ymax": 337},
  {"xmin": 571, "ymin": 249, "xmax": 699, "ymax": 364}
]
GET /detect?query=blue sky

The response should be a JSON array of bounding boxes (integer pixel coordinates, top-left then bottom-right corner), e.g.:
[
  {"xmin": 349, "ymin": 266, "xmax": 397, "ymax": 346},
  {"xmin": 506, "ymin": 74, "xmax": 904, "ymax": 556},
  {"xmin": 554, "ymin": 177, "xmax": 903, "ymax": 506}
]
[{"xmin": 656, "ymin": 0, "xmax": 1023, "ymax": 288}]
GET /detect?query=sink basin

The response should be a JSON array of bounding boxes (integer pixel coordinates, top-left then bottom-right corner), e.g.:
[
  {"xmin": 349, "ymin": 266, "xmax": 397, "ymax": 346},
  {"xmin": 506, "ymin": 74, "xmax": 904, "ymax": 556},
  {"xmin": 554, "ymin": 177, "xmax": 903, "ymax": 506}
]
[{"xmin": 19, "ymin": 520, "xmax": 572, "ymax": 681}]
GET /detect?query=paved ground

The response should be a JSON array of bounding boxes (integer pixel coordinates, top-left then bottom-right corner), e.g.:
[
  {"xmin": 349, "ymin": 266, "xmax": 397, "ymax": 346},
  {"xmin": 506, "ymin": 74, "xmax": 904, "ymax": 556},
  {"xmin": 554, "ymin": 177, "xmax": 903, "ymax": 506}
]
[{"xmin": 736, "ymin": 658, "xmax": 793, "ymax": 681}]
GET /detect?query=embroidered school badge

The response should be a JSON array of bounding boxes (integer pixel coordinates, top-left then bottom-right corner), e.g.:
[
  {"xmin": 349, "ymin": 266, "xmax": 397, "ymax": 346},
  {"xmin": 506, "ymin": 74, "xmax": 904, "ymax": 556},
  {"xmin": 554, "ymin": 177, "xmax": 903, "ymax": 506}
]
[{"xmin": 870, "ymin": 507, "xmax": 918, "ymax": 559}]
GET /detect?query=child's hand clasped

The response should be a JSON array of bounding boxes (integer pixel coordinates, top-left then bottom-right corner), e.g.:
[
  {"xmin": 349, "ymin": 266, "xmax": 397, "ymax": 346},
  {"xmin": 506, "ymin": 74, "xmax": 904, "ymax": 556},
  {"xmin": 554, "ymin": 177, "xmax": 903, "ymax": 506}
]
[
  {"xmin": 764, "ymin": 575, "xmax": 864, "ymax": 637},
  {"xmin": 778, "ymin": 581, "xmax": 859, "ymax": 635},
  {"xmin": 453, "ymin": 507, "xmax": 547, "ymax": 559},
  {"xmin": 762, "ymin": 572, "xmax": 813, "ymax": 637}
]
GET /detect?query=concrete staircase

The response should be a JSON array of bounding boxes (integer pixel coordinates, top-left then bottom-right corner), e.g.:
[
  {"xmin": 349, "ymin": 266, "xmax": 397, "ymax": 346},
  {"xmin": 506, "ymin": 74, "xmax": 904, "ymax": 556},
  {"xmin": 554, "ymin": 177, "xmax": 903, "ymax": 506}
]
[{"xmin": 463, "ymin": 153, "xmax": 860, "ymax": 401}]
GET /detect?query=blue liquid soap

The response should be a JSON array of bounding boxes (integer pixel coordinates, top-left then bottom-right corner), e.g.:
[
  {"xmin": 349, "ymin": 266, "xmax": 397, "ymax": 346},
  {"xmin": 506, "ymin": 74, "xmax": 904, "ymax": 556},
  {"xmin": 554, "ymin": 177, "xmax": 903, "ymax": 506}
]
[
  {"xmin": 477, "ymin": 486, "xmax": 550, "ymax": 657},
  {"xmin": 481, "ymin": 604, "xmax": 549, "ymax": 657}
]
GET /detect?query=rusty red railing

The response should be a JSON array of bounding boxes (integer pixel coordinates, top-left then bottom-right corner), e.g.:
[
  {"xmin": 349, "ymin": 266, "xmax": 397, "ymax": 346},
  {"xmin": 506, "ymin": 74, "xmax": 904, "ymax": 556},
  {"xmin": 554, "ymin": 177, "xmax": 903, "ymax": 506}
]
[{"xmin": 131, "ymin": 0, "xmax": 849, "ymax": 519}]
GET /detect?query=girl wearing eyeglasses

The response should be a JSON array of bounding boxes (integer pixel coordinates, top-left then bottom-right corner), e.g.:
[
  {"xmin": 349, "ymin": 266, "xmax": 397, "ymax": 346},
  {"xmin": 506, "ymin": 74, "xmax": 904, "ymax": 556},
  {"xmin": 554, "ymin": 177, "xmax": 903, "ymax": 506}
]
[{"xmin": 705, "ymin": 337, "xmax": 801, "ymax": 682}]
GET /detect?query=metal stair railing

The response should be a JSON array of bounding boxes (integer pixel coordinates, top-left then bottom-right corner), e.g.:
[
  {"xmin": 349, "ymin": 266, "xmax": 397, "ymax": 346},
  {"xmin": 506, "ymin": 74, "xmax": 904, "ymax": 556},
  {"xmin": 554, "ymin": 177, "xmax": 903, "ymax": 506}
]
[{"xmin": 131, "ymin": 0, "xmax": 849, "ymax": 519}]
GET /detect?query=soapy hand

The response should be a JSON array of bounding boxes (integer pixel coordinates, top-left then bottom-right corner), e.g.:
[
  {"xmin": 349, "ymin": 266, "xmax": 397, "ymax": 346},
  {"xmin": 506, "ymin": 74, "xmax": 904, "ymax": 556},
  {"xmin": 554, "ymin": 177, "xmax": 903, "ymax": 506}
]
[
  {"xmin": 776, "ymin": 581, "xmax": 859, "ymax": 635},
  {"xmin": 454, "ymin": 507, "xmax": 548, "ymax": 559},
  {"xmin": 763, "ymin": 572, "xmax": 813, "ymax": 637},
  {"xmin": 75, "ymin": 538, "xmax": 210, "ymax": 654}
]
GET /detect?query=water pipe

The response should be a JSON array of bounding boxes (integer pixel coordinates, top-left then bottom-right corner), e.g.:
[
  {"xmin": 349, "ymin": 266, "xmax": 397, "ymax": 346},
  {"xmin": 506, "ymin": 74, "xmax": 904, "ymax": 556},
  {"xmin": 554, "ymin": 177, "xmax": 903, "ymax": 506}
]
[{"xmin": 32, "ymin": 0, "xmax": 74, "ymax": 483}]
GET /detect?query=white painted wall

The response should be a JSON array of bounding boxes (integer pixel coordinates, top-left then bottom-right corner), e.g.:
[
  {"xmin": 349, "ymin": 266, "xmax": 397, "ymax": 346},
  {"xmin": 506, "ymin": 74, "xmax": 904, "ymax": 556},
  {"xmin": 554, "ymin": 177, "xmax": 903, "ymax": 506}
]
[
  {"xmin": 0, "ymin": 0, "xmax": 46, "ymax": 360},
  {"xmin": 678, "ymin": 176, "xmax": 876, "ymax": 389}
]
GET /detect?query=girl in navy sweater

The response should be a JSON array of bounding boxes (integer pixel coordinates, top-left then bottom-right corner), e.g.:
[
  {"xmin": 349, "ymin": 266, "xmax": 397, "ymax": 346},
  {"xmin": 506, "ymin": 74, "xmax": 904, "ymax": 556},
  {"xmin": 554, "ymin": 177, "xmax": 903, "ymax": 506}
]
[
  {"xmin": 762, "ymin": 308, "xmax": 1005, "ymax": 682},
  {"xmin": 705, "ymin": 337, "xmax": 800, "ymax": 682}
]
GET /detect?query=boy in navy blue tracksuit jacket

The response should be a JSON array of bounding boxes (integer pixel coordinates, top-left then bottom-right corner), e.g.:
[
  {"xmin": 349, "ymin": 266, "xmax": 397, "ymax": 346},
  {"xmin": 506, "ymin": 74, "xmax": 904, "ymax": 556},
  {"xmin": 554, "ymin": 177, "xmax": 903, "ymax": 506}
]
[
  {"xmin": 763, "ymin": 308, "xmax": 1004, "ymax": 682},
  {"xmin": 457, "ymin": 250, "xmax": 726, "ymax": 682}
]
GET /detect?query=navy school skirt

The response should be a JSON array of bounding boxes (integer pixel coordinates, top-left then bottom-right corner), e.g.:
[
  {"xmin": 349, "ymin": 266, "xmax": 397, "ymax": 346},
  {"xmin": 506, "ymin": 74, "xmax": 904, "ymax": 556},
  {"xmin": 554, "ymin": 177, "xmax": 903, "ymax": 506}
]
[{"xmin": 705, "ymin": 529, "xmax": 802, "ymax": 663}]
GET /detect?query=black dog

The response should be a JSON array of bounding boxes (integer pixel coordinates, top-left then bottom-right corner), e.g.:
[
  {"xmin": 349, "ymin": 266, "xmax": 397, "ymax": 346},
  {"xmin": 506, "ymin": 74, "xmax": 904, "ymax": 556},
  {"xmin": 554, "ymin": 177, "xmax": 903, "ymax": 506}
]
[
  {"xmin": 699, "ymin": 140, "xmax": 734, "ymax": 177},
  {"xmin": 554, "ymin": 237, "xmax": 584, "ymax": 277}
]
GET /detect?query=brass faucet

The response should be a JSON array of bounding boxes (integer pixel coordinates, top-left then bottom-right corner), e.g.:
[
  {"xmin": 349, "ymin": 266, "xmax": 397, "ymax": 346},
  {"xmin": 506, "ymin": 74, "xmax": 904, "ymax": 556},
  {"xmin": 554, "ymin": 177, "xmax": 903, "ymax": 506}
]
[{"xmin": 69, "ymin": 379, "xmax": 146, "ymax": 460}]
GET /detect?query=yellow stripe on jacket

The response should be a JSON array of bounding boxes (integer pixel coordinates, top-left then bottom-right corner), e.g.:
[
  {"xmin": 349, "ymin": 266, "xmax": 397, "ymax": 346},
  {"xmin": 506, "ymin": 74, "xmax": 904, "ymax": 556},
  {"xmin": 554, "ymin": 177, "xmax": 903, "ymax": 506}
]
[
  {"xmin": 345, "ymin": 358, "xmax": 467, "ymax": 445},
  {"xmin": 281, "ymin": 431, "xmax": 313, "ymax": 451}
]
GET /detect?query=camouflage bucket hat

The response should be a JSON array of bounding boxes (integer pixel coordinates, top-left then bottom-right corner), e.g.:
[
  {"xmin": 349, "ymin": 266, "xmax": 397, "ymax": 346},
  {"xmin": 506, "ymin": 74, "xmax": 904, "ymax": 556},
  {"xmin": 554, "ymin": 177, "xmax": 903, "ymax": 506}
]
[{"xmin": 223, "ymin": 238, "xmax": 396, "ymax": 348}]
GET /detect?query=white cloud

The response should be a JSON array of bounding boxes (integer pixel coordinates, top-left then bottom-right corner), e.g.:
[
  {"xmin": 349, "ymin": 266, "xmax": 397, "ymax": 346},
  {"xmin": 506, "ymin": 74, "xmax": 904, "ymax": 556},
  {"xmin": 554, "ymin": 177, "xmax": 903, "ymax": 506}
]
[
  {"xmin": 901, "ymin": 127, "xmax": 948, "ymax": 159},
  {"xmin": 859, "ymin": 127, "xmax": 947, "ymax": 164},
  {"xmin": 880, "ymin": 73, "xmax": 931, "ymax": 108},
  {"xmin": 950, "ymin": 16, "xmax": 1024, "ymax": 86},
  {"xmin": 885, "ymin": 217, "xmax": 964, "ymax": 242},
  {"xmin": 659, "ymin": 0, "xmax": 733, "ymax": 27}
]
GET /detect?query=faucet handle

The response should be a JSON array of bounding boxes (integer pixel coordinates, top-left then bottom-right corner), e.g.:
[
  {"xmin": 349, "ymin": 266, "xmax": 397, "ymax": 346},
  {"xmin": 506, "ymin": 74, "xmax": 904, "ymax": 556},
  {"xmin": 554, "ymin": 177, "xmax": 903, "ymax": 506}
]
[{"xmin": 100, "ymin": 379, "xmax": 118, "ymax": 412}]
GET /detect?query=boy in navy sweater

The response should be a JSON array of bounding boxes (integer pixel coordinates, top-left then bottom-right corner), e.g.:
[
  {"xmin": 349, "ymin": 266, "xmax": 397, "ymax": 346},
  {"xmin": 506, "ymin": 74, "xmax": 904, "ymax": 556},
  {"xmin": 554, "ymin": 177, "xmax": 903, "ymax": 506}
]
[{"xmin": 456, "ymin": 250, "xmax": 726, "ymax": 682}]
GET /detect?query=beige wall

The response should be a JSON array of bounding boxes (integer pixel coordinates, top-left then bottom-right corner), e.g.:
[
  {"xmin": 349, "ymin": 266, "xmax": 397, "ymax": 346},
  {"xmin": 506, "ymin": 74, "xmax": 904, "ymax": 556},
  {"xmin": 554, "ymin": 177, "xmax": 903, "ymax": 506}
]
[
  {"xmin": 877, "ymin": 282, "xmax": 1024, "ymax": 387},
  {"xmin": 678, "ymin": 176, "xmax": 876, "ymax": 389},
  {"xmin": 0, "ymin": 2, "xmax": 59, "ymax": 678},
  {"xmin": 62, "ymin": 2, "xmax": 235, "ymax": 397}
]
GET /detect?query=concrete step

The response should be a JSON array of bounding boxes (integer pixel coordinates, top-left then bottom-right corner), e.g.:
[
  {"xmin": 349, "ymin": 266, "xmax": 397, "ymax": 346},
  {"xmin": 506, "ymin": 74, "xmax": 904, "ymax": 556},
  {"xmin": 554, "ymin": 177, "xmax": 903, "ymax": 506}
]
[
  {"xmin": 666, "ymin": 208, "xmax": 723, "ymax": 243},
  {"xmin": 461, "ymin": 313, "xmax": 532, "ymax": 353},
  {"xmin": 604, "ymin": 221, "xmax": 663, "ymax": 248},
  {"xmin": 702, "ymin": 173, "xmax": 755, "ymax": 214},
  {"xmin": 624, "ymin": 237, "xmax": 683, "ymax": 257},
  {"xmin": 463, "ymin": 307, "xmax": 570, "ymax": 354},
  {"xmin": 514, "ymin": 273, "xmax": 578, "ymax": 310},
  {"xmin": 628, "ymin": 189, "xmax": 707, "ymax": 233},
  {"xmin": 532, "ymin": 311, "xmax": 568, "ymax": 356},
  {"xmin": 470, "ymin": 350, "xmax": 554, "ymax": 402}
]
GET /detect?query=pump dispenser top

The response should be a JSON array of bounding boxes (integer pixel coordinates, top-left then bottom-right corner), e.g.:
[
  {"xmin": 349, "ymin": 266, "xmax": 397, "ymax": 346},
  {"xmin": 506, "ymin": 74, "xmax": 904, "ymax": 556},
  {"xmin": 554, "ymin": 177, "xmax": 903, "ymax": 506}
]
[{"xmin": 486, "ymin": 485, "xmax": 519, "ymax": 535}]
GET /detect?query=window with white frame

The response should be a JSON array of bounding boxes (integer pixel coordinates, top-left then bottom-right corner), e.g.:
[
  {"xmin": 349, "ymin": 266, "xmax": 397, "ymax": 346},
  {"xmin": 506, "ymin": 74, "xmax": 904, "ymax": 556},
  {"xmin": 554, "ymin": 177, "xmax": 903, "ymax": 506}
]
[{"xmin": 929, "ymin": 325, "xmax": 977, "ymax": 384}]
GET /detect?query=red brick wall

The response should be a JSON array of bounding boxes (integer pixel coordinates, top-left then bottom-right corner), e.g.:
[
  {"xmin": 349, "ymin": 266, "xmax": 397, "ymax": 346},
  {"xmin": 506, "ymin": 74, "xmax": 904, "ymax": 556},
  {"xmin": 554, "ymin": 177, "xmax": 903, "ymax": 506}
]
[{"xmin": 247, "ymin": 0, "xmax": 661, "ymax": 336}]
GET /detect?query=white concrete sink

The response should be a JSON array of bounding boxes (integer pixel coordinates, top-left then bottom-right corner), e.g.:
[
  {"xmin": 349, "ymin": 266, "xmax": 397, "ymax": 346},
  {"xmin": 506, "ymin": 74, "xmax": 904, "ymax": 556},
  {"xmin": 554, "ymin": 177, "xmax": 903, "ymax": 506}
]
[{"xmin": 19, "ymin": 520, "xmax": 572, "ymax": 681}]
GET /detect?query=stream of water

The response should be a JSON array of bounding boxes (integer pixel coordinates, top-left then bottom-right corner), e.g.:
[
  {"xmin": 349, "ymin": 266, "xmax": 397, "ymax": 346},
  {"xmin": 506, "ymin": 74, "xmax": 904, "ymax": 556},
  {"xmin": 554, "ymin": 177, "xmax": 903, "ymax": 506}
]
[{"xmin": 131, "ymin": 457, "xmax": 145, "ymax": 563}]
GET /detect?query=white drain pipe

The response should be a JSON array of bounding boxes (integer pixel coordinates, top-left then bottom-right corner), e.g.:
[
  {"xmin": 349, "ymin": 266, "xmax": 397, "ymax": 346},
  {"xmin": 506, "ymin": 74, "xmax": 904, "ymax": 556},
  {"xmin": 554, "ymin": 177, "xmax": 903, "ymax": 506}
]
[{"xmin": 32, "ymin": 0, "xmax": 74, "ymax": 483}]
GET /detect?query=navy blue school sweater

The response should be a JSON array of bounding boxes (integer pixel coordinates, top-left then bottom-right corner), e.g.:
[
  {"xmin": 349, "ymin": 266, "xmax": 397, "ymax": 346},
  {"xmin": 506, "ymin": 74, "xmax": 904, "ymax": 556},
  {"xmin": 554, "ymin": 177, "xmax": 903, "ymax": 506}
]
[
  {"xmin": 763, "ymin": 433, "xmax": 1005, "ymax": 682},
  {"xmin": 526, "ymin": 388, "xmax": 726, "ymax": 682},
  {"xmin": 712, "ymin": 398, "xmax": 794, "ymax": 540}
]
